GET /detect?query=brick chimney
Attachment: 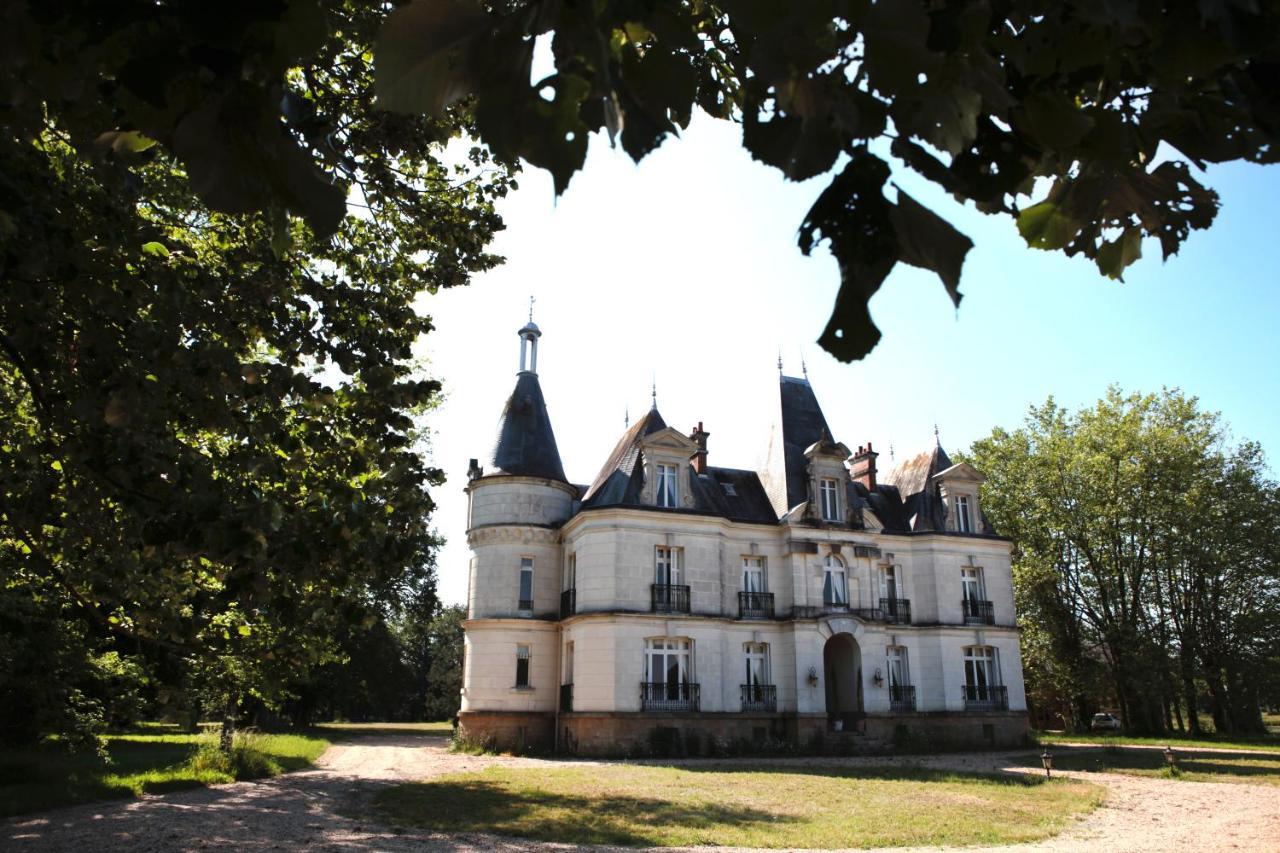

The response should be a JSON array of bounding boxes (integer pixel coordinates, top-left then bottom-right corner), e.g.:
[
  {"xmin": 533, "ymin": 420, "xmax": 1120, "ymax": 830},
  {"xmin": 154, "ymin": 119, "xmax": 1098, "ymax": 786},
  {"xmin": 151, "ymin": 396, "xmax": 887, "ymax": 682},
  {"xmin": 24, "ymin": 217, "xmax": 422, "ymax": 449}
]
[
  {"xmin": 848, "ymin": 442, "xmax": 878, "ymax": 490},
  {"xmin": 690, "ymin": 422, "xmax": 710, "ymax": 474}
]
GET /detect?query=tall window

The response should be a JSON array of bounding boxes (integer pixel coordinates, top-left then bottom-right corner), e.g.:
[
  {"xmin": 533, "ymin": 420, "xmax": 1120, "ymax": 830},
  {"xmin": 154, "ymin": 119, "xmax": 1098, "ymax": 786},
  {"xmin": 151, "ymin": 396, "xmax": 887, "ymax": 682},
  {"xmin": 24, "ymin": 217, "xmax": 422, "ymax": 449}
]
[
  {"xmin": 655, "ymin": 546, "xmax": 682, "ymax": 585},
  {"xmin": 881, "ymin": 564, "xmax": 899, "ymax": 600},
  {"xmin": 886, "ymin": 646, "xmax": 909, "ymax": 688},
  {"xmin": 823, "ymin": 554, "xmax": 847, "ymax": 606},
  {"xmin": 819, "ymin": 478, "xmax": 839, "ymax": 521},
  {"xmin": 961, "ymin": 566, "xmax": 985, "ymax": 602},
  {"xmin": 955, "ymin": 495, "xmax": 972, "ymax": 532},
  {"xmin": 744, "ymin": 643, "xmax": 770, "ymax": 687},
  {"xmin": 645, "ymin": 638, "xmax": 692, "ymax": 687},
  {"xmin": 563, "ymin": 641, "xmax": 574, "ymax": 684},
  {"xmin": 518, "ymin": 557, "xmax": 534, "ymax": 611},
  {"xmin": 515, "ymin": 644, "xmax": 531, "ymax": 687},
  {"xmin": 964, "ymin": 646, "xmax": 999, "ymax": 689},
  {"xmin": 742, "ymin": 556, "xmax": 765, "ymax": 592},
  {"xmin": 564, "ymin": 554, "xmax": 576, "ymax": 590},
  {"xmin": 656, "ymin": 463, "xmax": 678, "ymax": 507}
]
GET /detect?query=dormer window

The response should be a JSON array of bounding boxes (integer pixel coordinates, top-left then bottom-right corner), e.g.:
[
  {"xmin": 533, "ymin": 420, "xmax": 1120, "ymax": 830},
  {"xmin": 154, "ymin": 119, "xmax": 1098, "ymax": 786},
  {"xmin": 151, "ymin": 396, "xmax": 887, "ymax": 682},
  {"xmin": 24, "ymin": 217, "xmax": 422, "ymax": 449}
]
[
  {"xmin": 956, "ymin": 495, "xmax": 972, "ymax": 533},
  {"xmin": 657, "ymin": 463, "xmax": 678, "ymax": 507},
  {"xmin": 819, "ymin": 478, "xmax": 840, "ymax": 521}
]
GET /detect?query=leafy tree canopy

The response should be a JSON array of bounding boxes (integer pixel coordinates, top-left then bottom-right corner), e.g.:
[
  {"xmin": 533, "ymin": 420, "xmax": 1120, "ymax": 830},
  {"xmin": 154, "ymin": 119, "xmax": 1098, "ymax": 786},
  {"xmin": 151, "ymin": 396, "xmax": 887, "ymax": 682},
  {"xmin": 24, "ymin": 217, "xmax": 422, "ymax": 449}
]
[
  {"xmin": 1, "ymin": 1, "xmax": 513, "ymax": 742},
  {"xmin": 374, "ymin": 0, "xmax": 1280, "ymax": 361}
]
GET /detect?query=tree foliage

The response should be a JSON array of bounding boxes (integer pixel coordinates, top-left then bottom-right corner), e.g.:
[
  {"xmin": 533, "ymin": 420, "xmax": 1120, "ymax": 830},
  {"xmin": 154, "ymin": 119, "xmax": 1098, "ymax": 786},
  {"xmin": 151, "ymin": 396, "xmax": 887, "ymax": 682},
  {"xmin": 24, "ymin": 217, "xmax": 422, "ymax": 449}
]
[
  {"xmin": 970, "ymin": 389, "xmax": 1280, "ymax": 734},
  {"xmin": 1, "ymin": 1, "xmax": 513, "ymax": 745},
  {"xmin": 374, "ymin": 0, "xmax": 1280, "ymax": 361}
]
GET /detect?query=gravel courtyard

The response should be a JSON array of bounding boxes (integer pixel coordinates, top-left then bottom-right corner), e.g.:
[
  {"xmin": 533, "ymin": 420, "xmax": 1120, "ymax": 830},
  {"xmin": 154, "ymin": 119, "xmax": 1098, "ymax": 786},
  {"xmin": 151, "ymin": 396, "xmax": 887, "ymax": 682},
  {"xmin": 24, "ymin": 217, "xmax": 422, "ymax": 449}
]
[{"xmin": 4, "ymin": 734, "xmax": 1278, "ymax": 852}]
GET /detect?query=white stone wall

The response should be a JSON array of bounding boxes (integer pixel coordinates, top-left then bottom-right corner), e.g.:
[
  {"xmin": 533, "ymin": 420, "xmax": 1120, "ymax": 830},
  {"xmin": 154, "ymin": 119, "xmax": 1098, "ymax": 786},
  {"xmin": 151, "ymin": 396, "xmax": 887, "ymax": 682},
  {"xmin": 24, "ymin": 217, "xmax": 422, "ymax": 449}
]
[{"xmin": 460, "ymin": 618, "xmax": 558, "ymax": 712}]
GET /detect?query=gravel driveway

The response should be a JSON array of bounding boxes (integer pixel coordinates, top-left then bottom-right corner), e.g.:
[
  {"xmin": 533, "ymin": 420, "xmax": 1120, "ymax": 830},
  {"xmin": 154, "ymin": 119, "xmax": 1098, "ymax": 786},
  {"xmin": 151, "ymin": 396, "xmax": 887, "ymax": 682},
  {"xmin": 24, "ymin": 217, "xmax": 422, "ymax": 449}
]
[{"xmin": 4, "ymin": 735, "xmax": 1278, "ymax": 852}]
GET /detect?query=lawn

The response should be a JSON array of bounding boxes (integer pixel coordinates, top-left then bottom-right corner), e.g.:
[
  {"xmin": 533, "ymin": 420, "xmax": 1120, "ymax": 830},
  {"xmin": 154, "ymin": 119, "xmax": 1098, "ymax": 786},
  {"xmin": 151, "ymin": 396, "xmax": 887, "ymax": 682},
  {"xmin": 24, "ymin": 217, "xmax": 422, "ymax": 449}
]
[
  {"xmin": 0, "ymin": 726, "xmax": 330, "ymax": 818},
  {"xmin": 1034, "ymin": 729, "xmax": 1280, "ymax": 753},
  {"xmin": 1028, "ymin": 745, "xmax": 1280, "ymax": 786},
  {"xmin": 314, "ymin": 720, "xmax": 453, "ymax": 739},
  {"xmin": 374, "ymin": 764, "xmax": 1105, "ymax": 848}
]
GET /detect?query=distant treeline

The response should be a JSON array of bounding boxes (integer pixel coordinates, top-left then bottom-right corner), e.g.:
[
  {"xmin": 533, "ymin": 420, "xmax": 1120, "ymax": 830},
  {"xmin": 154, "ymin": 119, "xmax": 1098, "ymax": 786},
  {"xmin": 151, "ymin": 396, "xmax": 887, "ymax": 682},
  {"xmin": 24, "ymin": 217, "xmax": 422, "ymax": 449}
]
[{"xmin": 969, "ymin": 388, "xmax": 1280, "ymax": 735}]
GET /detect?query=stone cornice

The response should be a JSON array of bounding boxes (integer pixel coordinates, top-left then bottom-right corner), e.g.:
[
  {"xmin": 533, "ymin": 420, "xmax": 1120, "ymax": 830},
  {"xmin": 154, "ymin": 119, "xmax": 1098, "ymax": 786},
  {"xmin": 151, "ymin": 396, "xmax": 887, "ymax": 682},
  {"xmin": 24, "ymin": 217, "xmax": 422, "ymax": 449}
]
[{"xmin": 467, "ymin": 524, "xmax": 562, "ymax": 546}]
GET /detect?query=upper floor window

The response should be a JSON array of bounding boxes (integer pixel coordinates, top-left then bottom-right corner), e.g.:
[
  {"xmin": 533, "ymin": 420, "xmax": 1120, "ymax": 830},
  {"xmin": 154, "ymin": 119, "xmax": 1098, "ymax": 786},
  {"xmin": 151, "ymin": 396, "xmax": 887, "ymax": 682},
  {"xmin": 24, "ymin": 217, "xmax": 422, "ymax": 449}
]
[
  {"xmin": 819, "ymin": 478, "xmax": 840, "ymax": 521},
  {"xmin": 655, "ymin": 546, "xmax": 682, "ymax": 586},
  {"xmin": 742, "ymin": 556, "xmax": 765, "ymax": 592},
  {"xmin": 961, "ymin": 566, "xmax": 985, "ymax": 603},
  {"xmin": 518, "ymin": 557, "xmax": 534, "ymax": 611},
  {"xmin": 656, "ymin": 463, "xmax": 678, "ymax": 507},
  {"xmin": 955, "ymin": 494, "xmax": 972, "ymax": 532},
  {"xmin": 564, "ymin": 553, "xmax": 576, "ymax": 591},
  {"xmin": 515, "ymin": 643, "xmax": 532, "ymax": 687},
  {"xmin": 823, "ymin": 554, "xmax": 847, "ymax": 606}
]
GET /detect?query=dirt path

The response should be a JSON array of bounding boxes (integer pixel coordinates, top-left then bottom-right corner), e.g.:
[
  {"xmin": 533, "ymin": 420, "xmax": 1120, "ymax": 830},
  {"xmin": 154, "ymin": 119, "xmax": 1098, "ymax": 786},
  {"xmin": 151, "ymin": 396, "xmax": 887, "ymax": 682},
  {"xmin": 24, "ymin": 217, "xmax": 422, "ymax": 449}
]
[{"xmin": 4, "ymin": 736, "xmax": 1278, "ymax": 852}]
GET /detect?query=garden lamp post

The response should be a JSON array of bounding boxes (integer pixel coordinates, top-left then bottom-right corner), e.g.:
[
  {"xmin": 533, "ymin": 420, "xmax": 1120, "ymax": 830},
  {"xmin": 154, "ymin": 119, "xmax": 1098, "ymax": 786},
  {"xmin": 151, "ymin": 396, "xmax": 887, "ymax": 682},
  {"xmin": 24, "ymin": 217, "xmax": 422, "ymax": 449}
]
[
  {"xmin": 1163, "ymin": 745, "xmax": 1178, "ymax": 769},
  {"xmin": 1040, "ymin": 750, "xmax": 1054, "ymax": 778}
]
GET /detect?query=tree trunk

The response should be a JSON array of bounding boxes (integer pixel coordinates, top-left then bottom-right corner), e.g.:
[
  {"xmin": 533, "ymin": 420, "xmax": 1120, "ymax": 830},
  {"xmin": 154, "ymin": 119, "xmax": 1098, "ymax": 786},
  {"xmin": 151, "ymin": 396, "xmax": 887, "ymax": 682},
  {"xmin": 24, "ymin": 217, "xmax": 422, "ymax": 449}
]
[
  {"xmin": 219, "ymin": 693, "xmax": 238, "ymax": 753},
  {"xmin": 1181, "ymin": 667, "xmax": 1201, "ymax": 735}
]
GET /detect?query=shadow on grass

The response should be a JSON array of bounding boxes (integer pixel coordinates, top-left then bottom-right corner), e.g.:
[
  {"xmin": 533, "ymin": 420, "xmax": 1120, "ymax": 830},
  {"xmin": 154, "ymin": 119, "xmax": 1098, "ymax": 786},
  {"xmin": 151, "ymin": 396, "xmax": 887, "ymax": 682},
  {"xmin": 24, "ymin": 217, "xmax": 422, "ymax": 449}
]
[
  {"xmin": 310, "ymin": 723, "xmax": 452, "ymax": 742},
  {"xmin": 375, "ymin": 778, "xmax": 797, "ymax": 847},
  {"xmin": 1029, "ymin": 746, "xmax": 1280, "ymax": 782}
]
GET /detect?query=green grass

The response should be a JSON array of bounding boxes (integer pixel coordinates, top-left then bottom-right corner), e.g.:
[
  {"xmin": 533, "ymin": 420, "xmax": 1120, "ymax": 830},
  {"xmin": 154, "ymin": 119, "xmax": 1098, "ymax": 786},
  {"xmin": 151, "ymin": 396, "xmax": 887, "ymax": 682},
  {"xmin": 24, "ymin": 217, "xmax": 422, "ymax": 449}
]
[
  {"xmin": 374, "ymin": 764, "xmax": 1105, "ymax": 848},
  {"xmin": 1034, "ymin": 729, "xmax": 1280, "ymax": 753},
  {"xmin": 1027, "ymin": 745, "xmax": 1280, "ymax": 786},
  {"xmin": 0, "ymin": 727, "xmax": 329, "ymax": 818}
]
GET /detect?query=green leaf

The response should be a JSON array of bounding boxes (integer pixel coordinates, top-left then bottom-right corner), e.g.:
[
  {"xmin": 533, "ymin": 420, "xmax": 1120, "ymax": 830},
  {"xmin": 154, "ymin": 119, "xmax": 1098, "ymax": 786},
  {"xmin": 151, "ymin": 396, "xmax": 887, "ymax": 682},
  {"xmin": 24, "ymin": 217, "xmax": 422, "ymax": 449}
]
[
  {"xmin": 50, "ymin": 460, "xmax": 62, "ymax": 472},
  {"xmin": 374, "ymin": 0, "xmax": 490, "ymax": 115},
  {"xmin": 1095, "ymin": 227, "xmax": 1143, "ymax": 280},
  {"xmin": 95, "ymin": 130, "xmax": 158, "ymax": 155},
  {"xmin": 1017, "ymin": 201, "xmax": 1082, "ymax": 250},
  {"xmin": 238, "ymin": 625, "xmax": 252, "ymax": 637},
  {"xmin": 141, "ymin": 241, "xmax": 170, "ymax": 258},
  {"xmin": 888, "ymin": 187, "xmax": 973, "ymax": 307}
]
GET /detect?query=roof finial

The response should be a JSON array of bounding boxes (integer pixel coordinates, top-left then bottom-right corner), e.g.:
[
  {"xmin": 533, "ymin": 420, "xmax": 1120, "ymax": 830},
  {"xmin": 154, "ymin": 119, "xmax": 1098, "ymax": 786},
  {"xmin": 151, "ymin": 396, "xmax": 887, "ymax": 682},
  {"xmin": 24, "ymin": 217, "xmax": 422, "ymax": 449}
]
[
  {"xmin": 528, "ymin": 294, "xmax": 535, "ymax": 323},
  {"xmin": 624, "ymin": 405, "xmax": 630, "ymax": 428},
  {"xmin": 801, "ymin": 349, "xmax": 808, "ymax": 380},
  {"xmin": 889, "ymin": 442, "xmax": 896, "ymax": 463},
  {"xmin": 777, "ymin": 350, "xmax": 783, "ymax": 376},
  {"xmin": 934, "ymin": 423, "xmax": 940, "ymax": 446},
  {"xmin": 651, "ymin": 373, "xmax": 657, "ymax": 410}
]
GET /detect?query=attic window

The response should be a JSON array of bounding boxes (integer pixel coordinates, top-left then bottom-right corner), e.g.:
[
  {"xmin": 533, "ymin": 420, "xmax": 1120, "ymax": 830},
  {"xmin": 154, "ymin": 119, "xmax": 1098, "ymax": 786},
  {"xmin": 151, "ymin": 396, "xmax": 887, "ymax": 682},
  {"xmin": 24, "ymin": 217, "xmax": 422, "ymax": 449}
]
[{"xmin": 721, "ymin": 482, "xmax": 738, "ymax": 496}]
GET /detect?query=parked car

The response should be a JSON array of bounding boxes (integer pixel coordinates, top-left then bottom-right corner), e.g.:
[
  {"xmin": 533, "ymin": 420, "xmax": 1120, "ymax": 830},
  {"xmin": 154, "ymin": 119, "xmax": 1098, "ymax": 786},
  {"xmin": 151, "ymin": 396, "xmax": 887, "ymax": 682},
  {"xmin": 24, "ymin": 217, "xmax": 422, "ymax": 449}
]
[{"xmin": 1091, "ymin": 712, "xmax": 1122, "ymax": 732}]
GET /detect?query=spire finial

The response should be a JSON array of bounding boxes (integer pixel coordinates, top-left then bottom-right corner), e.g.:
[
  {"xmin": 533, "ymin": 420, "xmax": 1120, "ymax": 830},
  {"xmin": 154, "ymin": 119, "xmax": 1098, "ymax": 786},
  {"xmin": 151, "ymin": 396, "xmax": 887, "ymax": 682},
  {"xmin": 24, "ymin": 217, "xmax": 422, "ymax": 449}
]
[
  {"xmin": 934, "ymin": 423, "xmax": 940, "ymax": 446},
  {"xmin": 625, "ymin": 405, "xmax": 630, "ymax": 428},
  {"xmin": 528, "ymin": 295, "xmax": 535, "ymax": 323},
  {"xmin": 801, "ymin": 349, "xmax": 808, "ymax": 380},
  {"xmin": 890, "ymin": 442, "xmax": 896, "ymax": 463},
  {"xmin": 651, "ymin": 373, "xmax": 657, "ymax": 410},
  {"xmin": 777, "ymin": 350, "xmax": 783, "ymax": 376}
]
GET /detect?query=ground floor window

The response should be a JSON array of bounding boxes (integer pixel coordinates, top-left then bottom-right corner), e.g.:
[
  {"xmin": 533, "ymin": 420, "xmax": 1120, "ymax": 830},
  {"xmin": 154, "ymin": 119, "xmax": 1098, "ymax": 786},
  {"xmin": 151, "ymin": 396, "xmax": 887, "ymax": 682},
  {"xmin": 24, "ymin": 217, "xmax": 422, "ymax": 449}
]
[
  {"xmin": 643, "ymin": 637, "xmax": 696, "ymax": 710},
  {"xmin": 744, "ymin": 643, "xmax": 770, "ymax": 686},
  {"xmin": 963, "ymin": 646, "xmax": 999, "ymax": 688},
  {"xmin": 515, "ymin": 644, "xmax": 531, "ymax": 688},
  {"xmin": 886, "ymin": 645, "xmax": 909, "ymax": 687}
]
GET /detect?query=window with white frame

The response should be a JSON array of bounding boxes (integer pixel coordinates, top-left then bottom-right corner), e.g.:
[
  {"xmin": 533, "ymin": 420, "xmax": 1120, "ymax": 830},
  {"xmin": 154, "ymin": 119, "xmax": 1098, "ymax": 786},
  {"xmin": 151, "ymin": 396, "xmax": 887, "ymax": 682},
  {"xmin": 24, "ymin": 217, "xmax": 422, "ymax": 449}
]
[
  {"xmin": 886, "ymin": 645, "xmax": 910, "ymax": 688},
  {"xmin": 654, "ymin": 546, "xmax": 682, "ymax": 585},
  {"xmin": 744, "ymin": 642, "xmax": 770, "ymax": 687},
  {"xmin": 819, "ymin": 477, "xmax": 840, "ymax": 521},
  {"xmin": 880, "ymin": 563, "xmax": 900, "ymax": 600},
  {"xmin": 742, "ymin": 556, "xmax": 765, "ymax": 592},
  {"xmin": 645, "ymin": 637, "xmax": 692, "ymax": 687},
  {"xmin": 823, "ymin": 554, "xmax": 847, "ymax": 606},
  {"xmin": 656, "ymin": 463, "xmax": 678, "ymax": 507},
  {"xmin": 961, "ymin": 566, "xmax": 985, "ymax": 603},
  {"xmin": 955, "ymin": 494, "xmax": 972, "ymax": 532},
  {"xmin": 518, "ymin": 557, "xmax": 534, "ymax": 611},
  {"xmin": 963, "ymin": 645, "xmax": 1000, "ymax": 689},
  {"xmin": 515, "ymin": 644, "xmax": 532, "ymax": 687}
]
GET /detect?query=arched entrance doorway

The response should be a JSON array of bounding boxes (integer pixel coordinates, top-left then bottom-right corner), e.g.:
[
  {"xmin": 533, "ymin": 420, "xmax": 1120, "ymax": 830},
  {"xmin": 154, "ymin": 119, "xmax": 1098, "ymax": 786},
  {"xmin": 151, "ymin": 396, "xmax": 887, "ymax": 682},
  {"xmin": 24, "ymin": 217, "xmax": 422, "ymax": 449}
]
[{"xmin": 823, "ymin": 633, "xmax": 863, "ymax": 729}]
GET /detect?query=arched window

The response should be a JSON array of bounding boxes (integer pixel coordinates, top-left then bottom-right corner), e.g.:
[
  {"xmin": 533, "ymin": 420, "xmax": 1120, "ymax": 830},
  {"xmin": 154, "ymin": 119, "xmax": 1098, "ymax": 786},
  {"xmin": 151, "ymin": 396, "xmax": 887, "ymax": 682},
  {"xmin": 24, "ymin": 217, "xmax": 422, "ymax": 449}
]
[{"xmin": 823, "ymin": 554, "xmax": 847, "ymax": 606}]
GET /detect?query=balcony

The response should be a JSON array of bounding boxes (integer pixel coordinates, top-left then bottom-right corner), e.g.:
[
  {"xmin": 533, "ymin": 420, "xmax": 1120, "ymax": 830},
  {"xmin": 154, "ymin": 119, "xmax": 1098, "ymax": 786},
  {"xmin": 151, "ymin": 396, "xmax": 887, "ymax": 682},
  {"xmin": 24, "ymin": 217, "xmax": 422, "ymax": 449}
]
[
  {"xmin": 559, "ymin": 683, "xmax": 573, "ymax": 712},
  {"xmin": 962, "ymin": 598, "xmax": 995, "ymax": 625},
  {"xmin": 560, "ymin": 588, "xmax": 576, "ymax": 618},
  {"xmin": 738, "ymin": 591, "xmax": 774, "ymax": 619},
  {"xmin": 889, "ymin": 684, "xmax": 916, "ymax": 712},
  {"xmin": 641, "ymin": 681, "xmax": 700, "ymax": 712},
  {"xmin": 962, "ymin": 684, "xmax": 1009, "ymax": 711},
  {"xmin": 517, "ymin": 598, "xmax": 533, "ymax": 612},
  {"xmin": 651, "ymin": 583, "xmax": 691, "ymax": 614},
  {"xmin": 792, "ymin": 603, "xmax": 886, "ymax": 621},
  {"xmin": 740, "ymin": 683, "xmax": 777, "ymax": 712},
  {"xmin": 880, "ymin": 597, "xmax": 912, "ymax": 624}
]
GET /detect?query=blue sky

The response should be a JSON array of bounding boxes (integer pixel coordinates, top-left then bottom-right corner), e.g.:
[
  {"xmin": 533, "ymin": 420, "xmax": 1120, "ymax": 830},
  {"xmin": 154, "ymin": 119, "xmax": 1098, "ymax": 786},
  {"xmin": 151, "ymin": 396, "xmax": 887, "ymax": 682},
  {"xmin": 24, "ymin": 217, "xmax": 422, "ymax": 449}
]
[{"xmin": 419, "ymin": 111, "xmax": 1280, "ymax": 605}]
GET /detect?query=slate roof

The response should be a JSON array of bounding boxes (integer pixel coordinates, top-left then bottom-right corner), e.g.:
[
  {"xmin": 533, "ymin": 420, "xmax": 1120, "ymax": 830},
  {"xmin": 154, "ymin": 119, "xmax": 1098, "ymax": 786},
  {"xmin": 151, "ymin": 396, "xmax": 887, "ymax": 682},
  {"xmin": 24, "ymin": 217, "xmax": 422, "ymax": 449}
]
[
  {"xmin": 488, "ymin": 371, "xmax": 568, "ymax": 482},
  {"xmin": 762, "ymin": 375, "xmax": 836, "ymax": 517},
  {"xmin": 883, "ymin": 444, "xmax": 952, "ymax": 532},
  {"xmin": 580, "ymin": 407, "xmax": 667, "ymax": 505}
]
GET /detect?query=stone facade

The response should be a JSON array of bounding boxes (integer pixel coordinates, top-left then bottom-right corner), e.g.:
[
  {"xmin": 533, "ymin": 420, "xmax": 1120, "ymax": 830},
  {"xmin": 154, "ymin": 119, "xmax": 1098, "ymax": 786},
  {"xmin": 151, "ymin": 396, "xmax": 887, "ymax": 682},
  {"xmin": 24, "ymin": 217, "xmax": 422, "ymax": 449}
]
[{"xmin": 458, "ymin": 323, "xmax": 1029, "ymax": 755}]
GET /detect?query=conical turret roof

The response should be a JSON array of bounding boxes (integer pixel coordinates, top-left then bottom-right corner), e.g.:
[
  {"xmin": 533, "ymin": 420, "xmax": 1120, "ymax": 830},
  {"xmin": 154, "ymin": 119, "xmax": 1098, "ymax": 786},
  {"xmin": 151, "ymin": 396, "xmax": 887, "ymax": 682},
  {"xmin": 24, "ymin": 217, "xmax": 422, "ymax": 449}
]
[{"xmin": 488, "ymin": 371, "xmax": 567, "ymax": 482}]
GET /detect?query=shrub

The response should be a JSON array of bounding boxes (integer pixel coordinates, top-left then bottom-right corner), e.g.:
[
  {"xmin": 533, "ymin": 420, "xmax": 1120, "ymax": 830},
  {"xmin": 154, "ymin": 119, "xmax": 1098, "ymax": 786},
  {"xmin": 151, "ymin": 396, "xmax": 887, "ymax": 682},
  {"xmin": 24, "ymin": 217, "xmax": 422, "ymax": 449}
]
[{"xmin": 187, "ymin": 730, "xmax": 282, "ymax": 780}]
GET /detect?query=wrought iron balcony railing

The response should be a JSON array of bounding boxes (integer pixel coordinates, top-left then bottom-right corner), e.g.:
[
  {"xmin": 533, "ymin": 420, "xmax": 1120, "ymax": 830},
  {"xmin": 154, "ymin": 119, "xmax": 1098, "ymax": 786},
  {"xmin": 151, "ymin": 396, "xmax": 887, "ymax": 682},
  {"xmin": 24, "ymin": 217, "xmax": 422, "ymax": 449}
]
[
  {"xmin": 651, "ymin": 583, "xmax": 691, "ymax": 614},
  {"xmin": 640, "ymin": 681, "xmax": 700, "ymax": 712},
  {"xmin": 559, "ymin": 683, "xmax": 573, "ymax": 712},
  {"xmin": 962, "ymin": 598, "xmax": 996, "ymax": 625},
  {"xmin": 560, "ymin": 588, "xmax": 576, "ymax": 618},
  {"xmin": 517, "ymin": 598, "xmax": 533, "ymax": 612},
  {"xmin": 880, "ymin": 597, "xmax": 912, "ymax": 624},
  {"xmin": 737, "ymin": 591, "xmax": 774, "ymax": 619},
  {"xmin": 740, "ymin": 683, "xmax": 777, "ymax": 712},
  {"xmin": 962, "ymin": 684, "xmax": 1009, "ymax": 711},
  {"xmin": 889, "ymin": 684, "xmax": 916, "ymax": 712}
]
